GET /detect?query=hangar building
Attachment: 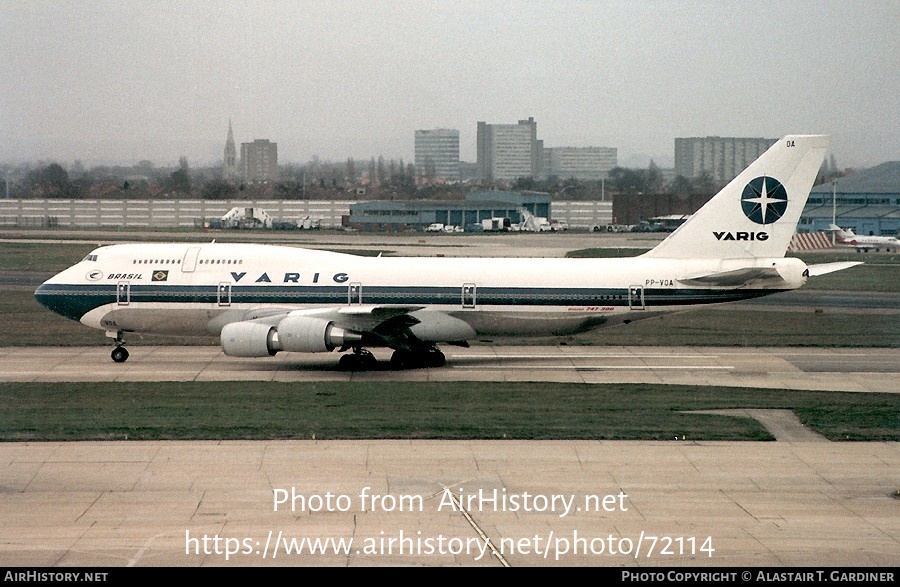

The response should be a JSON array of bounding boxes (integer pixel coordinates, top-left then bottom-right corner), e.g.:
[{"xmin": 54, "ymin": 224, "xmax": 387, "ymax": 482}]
[
  {"xmin": 347, "ymin": 190, "xmax": 551, "ymax": 232},
  {"xmin": 799, "ymin": 161, "xmax": 900, "ymax": 235}
]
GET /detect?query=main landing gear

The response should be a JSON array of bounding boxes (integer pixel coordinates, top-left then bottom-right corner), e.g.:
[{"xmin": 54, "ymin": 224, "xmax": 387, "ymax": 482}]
[
  {"xmin": 389, "ymin": 347, "xmax": 446, "ymax": 369},
  {"xmin": 337, "ymin": 346, "xmax": 447, "ymax": 371},
  {"xmin": 109, "ymin": 331, "xmax": 129, "ymax": 363},
  {"xmin": 338, "ymin": 348, "xmax": 378, "ymax": 371}
]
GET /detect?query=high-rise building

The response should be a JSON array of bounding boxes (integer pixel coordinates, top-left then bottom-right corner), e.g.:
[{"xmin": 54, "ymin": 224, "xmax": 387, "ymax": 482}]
[
  {"xmin": 544, "ymin": 147, "xmax": 617, "ymax": 181},
  {"xmin": 674, "ymin": 136, "xmax": 777, "ymax": 183},
  {"xmin": 223, "ymin": 120, "xmax": 237, "ymax": 181},
  {"xmin": 240, "ymin": 139, "xmax": 278, "ymax": 183},
  {"xmin": 477, "ymin": 117, "xmax": 542, "ymax": 182},
  {"xmin": 415, "ymin": 129, "xmax": 460, "ymax": 182}
]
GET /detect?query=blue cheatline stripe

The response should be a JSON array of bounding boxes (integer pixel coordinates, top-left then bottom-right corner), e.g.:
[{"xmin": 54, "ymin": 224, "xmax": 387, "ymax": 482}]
[{"xmin": 34, "ymin": 282, "xmax": 783, "ymax": 322}]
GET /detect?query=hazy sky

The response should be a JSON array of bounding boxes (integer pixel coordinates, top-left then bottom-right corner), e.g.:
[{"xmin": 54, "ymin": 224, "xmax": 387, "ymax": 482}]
[{"xmin": 2, "ymin": 0, "xmax": 897, "ymax": 169}]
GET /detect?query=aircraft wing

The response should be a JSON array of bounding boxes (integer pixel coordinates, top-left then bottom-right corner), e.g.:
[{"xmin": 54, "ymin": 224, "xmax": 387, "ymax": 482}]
[
  {"xmin": 295, "ymin": 305, "xmax": 427, "ymax": 331},
  {"xmin": 226, "ymin": 304, "xmax": 473, "ymax": 356},
  {"xmin": 335, "ymin": 305, "xmax": 426, "ymax": 318},
  {"xmin": 237, "ymin": 305, "xmax": 425, "ymax": 330},
  {"xmin": 677, "ymin": 267, "xmax": 788, "ymax": 288}
]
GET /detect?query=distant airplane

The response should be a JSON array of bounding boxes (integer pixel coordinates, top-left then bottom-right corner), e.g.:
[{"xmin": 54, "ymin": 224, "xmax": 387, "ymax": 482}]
[
  {"xmin": 827, "ymin": 224, "xmax": 900, "ymax": 252},
  {"xmin": 35, "ymin": 135, "xmax": 862, "ymax": 370}
]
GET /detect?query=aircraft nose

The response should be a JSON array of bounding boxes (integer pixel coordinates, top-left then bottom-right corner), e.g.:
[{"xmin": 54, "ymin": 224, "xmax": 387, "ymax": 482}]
[{"xmin": 34, "ymin": 282, "xmax": 86, "ymax": 322}]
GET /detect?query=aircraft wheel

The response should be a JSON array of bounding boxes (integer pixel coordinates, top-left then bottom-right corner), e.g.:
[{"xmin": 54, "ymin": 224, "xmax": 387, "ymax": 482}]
[
  {"xmin": 111, "ymin": 347, "xmax": 129, "ymax": 363},
  {"xmin": 339, "ymin": 354, "xmax": 360, "ymax": 371},
  {"xmin": 425, "ymin": 349, "xmax": 446, "ymax": 367},
  {"xmin": 339, "ymin": 353, "xmax": 378, "ymax": 371},
  {"xmin": 390, "ymin": 349, "xmax": 445, "ymax": 369},
  {"xmin": 390, "ymin": 350, "xmax": 413, "ymax": 369}
]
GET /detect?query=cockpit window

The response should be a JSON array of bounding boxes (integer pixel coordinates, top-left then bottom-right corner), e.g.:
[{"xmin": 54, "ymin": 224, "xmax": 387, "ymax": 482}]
[{"xmin": 83, "ymin": 254, "xmax": 99, "ymax": 262}]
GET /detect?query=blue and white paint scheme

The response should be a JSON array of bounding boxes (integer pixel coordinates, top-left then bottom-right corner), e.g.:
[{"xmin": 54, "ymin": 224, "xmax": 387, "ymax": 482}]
[{"xmin": 35, "ymin": 135, "xmax": 860, "ymax": 369}]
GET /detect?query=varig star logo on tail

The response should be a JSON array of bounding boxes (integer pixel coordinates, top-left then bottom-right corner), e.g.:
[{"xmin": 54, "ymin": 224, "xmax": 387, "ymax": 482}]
[{"xmin": 741, "ymin": 176, "xmax": 787, "ymax": 225}]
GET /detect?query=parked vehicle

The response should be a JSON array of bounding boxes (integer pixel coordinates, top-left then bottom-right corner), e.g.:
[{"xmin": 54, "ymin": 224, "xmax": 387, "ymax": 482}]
[{"xmin": 481, "ymin": 218, "xmax": 511, "ymax": 231}]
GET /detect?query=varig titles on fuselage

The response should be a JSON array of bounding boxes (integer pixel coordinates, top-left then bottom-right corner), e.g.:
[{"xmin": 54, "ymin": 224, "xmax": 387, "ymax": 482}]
[
  {"xmin": 105, "ymin": 270, "xmax": 352, "ymax": 284},
  {"xmin": 230, "ymin": 271, "xmax": 350, "ymax": 284}
]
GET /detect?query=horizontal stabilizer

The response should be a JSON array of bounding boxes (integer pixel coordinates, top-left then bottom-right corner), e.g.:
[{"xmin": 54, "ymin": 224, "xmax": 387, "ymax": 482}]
[
  {"xmin": 678, "ymin": 266, "xmax": 787, "ymax": 288},
  {"xmin": 805, "ymin": 261, "xmax": 863, "ymax": 276}
]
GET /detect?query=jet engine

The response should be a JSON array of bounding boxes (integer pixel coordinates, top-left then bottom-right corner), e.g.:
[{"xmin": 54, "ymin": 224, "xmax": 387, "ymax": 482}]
[
  {"xmin": 220, "ymin": 321, "xmax": 278, "ymax": 357},
  {"xmin": 277, "ymin": 315, "xmax": 362, "ymax": 352},
  {"xmin": 220, "ymin": 316, "xmax": 362, "ymax": 357}
]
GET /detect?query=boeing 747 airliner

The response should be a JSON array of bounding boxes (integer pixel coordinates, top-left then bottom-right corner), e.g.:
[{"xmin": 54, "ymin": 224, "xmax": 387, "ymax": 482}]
[{"xmin": 35, "ymin": 135, "xmax": 861, "ymax": 369}]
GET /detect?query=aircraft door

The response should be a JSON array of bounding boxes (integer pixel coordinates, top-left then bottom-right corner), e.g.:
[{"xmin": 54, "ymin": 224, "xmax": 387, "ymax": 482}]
[
  {"xmin": 462, "ymin": 283, "xmax": 476, "ymax": 308},
  {"xmin": 217, "ymin": 282, "xmax": 232, "ymax": 306},
  {"xmin": 628, "ymin": 286, "xmax": 645, "ymax": 310},
  {"xmin": 182, "ymin": 247, "xmax": 201, "ymax": 272},
  {"xmin": 348, "ymin": 282, "xmax": 362, "ymax": 304},
  {"xmin": 117, "ymin": 281, "xmax": 130, "ymax": 306}
]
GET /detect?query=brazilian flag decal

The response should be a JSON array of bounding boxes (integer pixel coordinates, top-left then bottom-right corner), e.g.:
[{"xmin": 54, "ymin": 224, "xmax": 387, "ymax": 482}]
[{"xmin": 152, "ymin": 270, "xmax": 169, "ymax": 282}]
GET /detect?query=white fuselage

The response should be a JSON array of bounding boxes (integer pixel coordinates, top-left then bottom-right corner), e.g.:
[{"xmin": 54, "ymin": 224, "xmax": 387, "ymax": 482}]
[
  {"xmin": 35, "ymin": 242, "xmax": 808, "ymax": 338},
  {"xmin": 837, "ymin": 234, "xmax": 900, "ymax": 249}
]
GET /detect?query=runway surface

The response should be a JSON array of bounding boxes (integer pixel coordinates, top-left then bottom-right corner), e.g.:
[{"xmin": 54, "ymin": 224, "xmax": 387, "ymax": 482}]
[
  {"xmin": 1, "ymin": 345, "xmax": 897, "ymax": 393},
  {"xmin": 2, "ymin": 347, "xmax": 897, "ymax": 567},
  {"xmin": 1, "ymin": 440, "xmax": 897, "ymax": 567}
]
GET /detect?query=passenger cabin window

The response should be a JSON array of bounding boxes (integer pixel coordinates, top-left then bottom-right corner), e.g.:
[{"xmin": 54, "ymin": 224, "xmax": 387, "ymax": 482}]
[
  {"xmin": 131, "ymin": 259, "xmax": 182, "ymax": 264},
  {"xmin": 198, "ymin": 259, "xmax": 243, "ymax": 265}
]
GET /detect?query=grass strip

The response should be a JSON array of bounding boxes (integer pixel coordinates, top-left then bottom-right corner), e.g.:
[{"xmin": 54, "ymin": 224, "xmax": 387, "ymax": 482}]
[{"xmin": 1, "ymin": 382, "xmax": 896, "ymax": 442}]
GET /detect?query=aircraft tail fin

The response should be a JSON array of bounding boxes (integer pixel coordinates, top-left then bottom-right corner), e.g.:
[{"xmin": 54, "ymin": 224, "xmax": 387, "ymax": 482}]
[
  {"xmin": 827, "ymin": 224, "xmax": 854, "ymax": 240},
  {"xmin": 641, "ymin": 135, "xmax": 829, "ymax": 260}
]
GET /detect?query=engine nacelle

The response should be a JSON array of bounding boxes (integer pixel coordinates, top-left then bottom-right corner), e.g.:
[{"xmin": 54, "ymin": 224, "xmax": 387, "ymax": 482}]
[
  {"xmin": 277, "ymin": 315, "xmax": 362, "ymax": 352},
  {"xmin": 220, "ymin": 321, "xmax": 279, "ymax": 357},
  {"xmin": 408, "ymin": 310, "xmax": 476, "ymax": 342},
  {"xmin": 220, "ymin": 317, "xmax": 363, "ymax": 357}
]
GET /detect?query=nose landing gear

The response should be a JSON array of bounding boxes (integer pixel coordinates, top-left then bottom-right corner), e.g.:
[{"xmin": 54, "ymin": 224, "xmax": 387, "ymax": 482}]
[
  {"xmin": 111, "ymin": 345, "xmax": 129, "ymax": 363},
  {"xmin": 108, "ymin": 331, "xmax": 129, "ymax": 363}
]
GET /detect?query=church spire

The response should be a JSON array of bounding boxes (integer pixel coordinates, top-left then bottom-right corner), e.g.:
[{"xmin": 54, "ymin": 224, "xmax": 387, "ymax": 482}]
[{"xmin": 223, "ymin": 119, "xmax": 237, "ymax": 180}]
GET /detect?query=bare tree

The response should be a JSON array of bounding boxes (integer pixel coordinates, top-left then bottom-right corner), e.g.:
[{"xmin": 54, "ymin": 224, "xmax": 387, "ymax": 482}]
[
  {"xmin": 376, "ymin": 156, "xmax": 386, "ymax": 186},
  {"xmin": 27, "ymin": 163, "xmax": 70, "ymax": 197},
  {"xmin": 346, "ymin": 157, "xmax": 357, "ymax": 185},
  {"xmin": 168, "ymin": 156, "xmax": 191, "ymax": 194}
]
